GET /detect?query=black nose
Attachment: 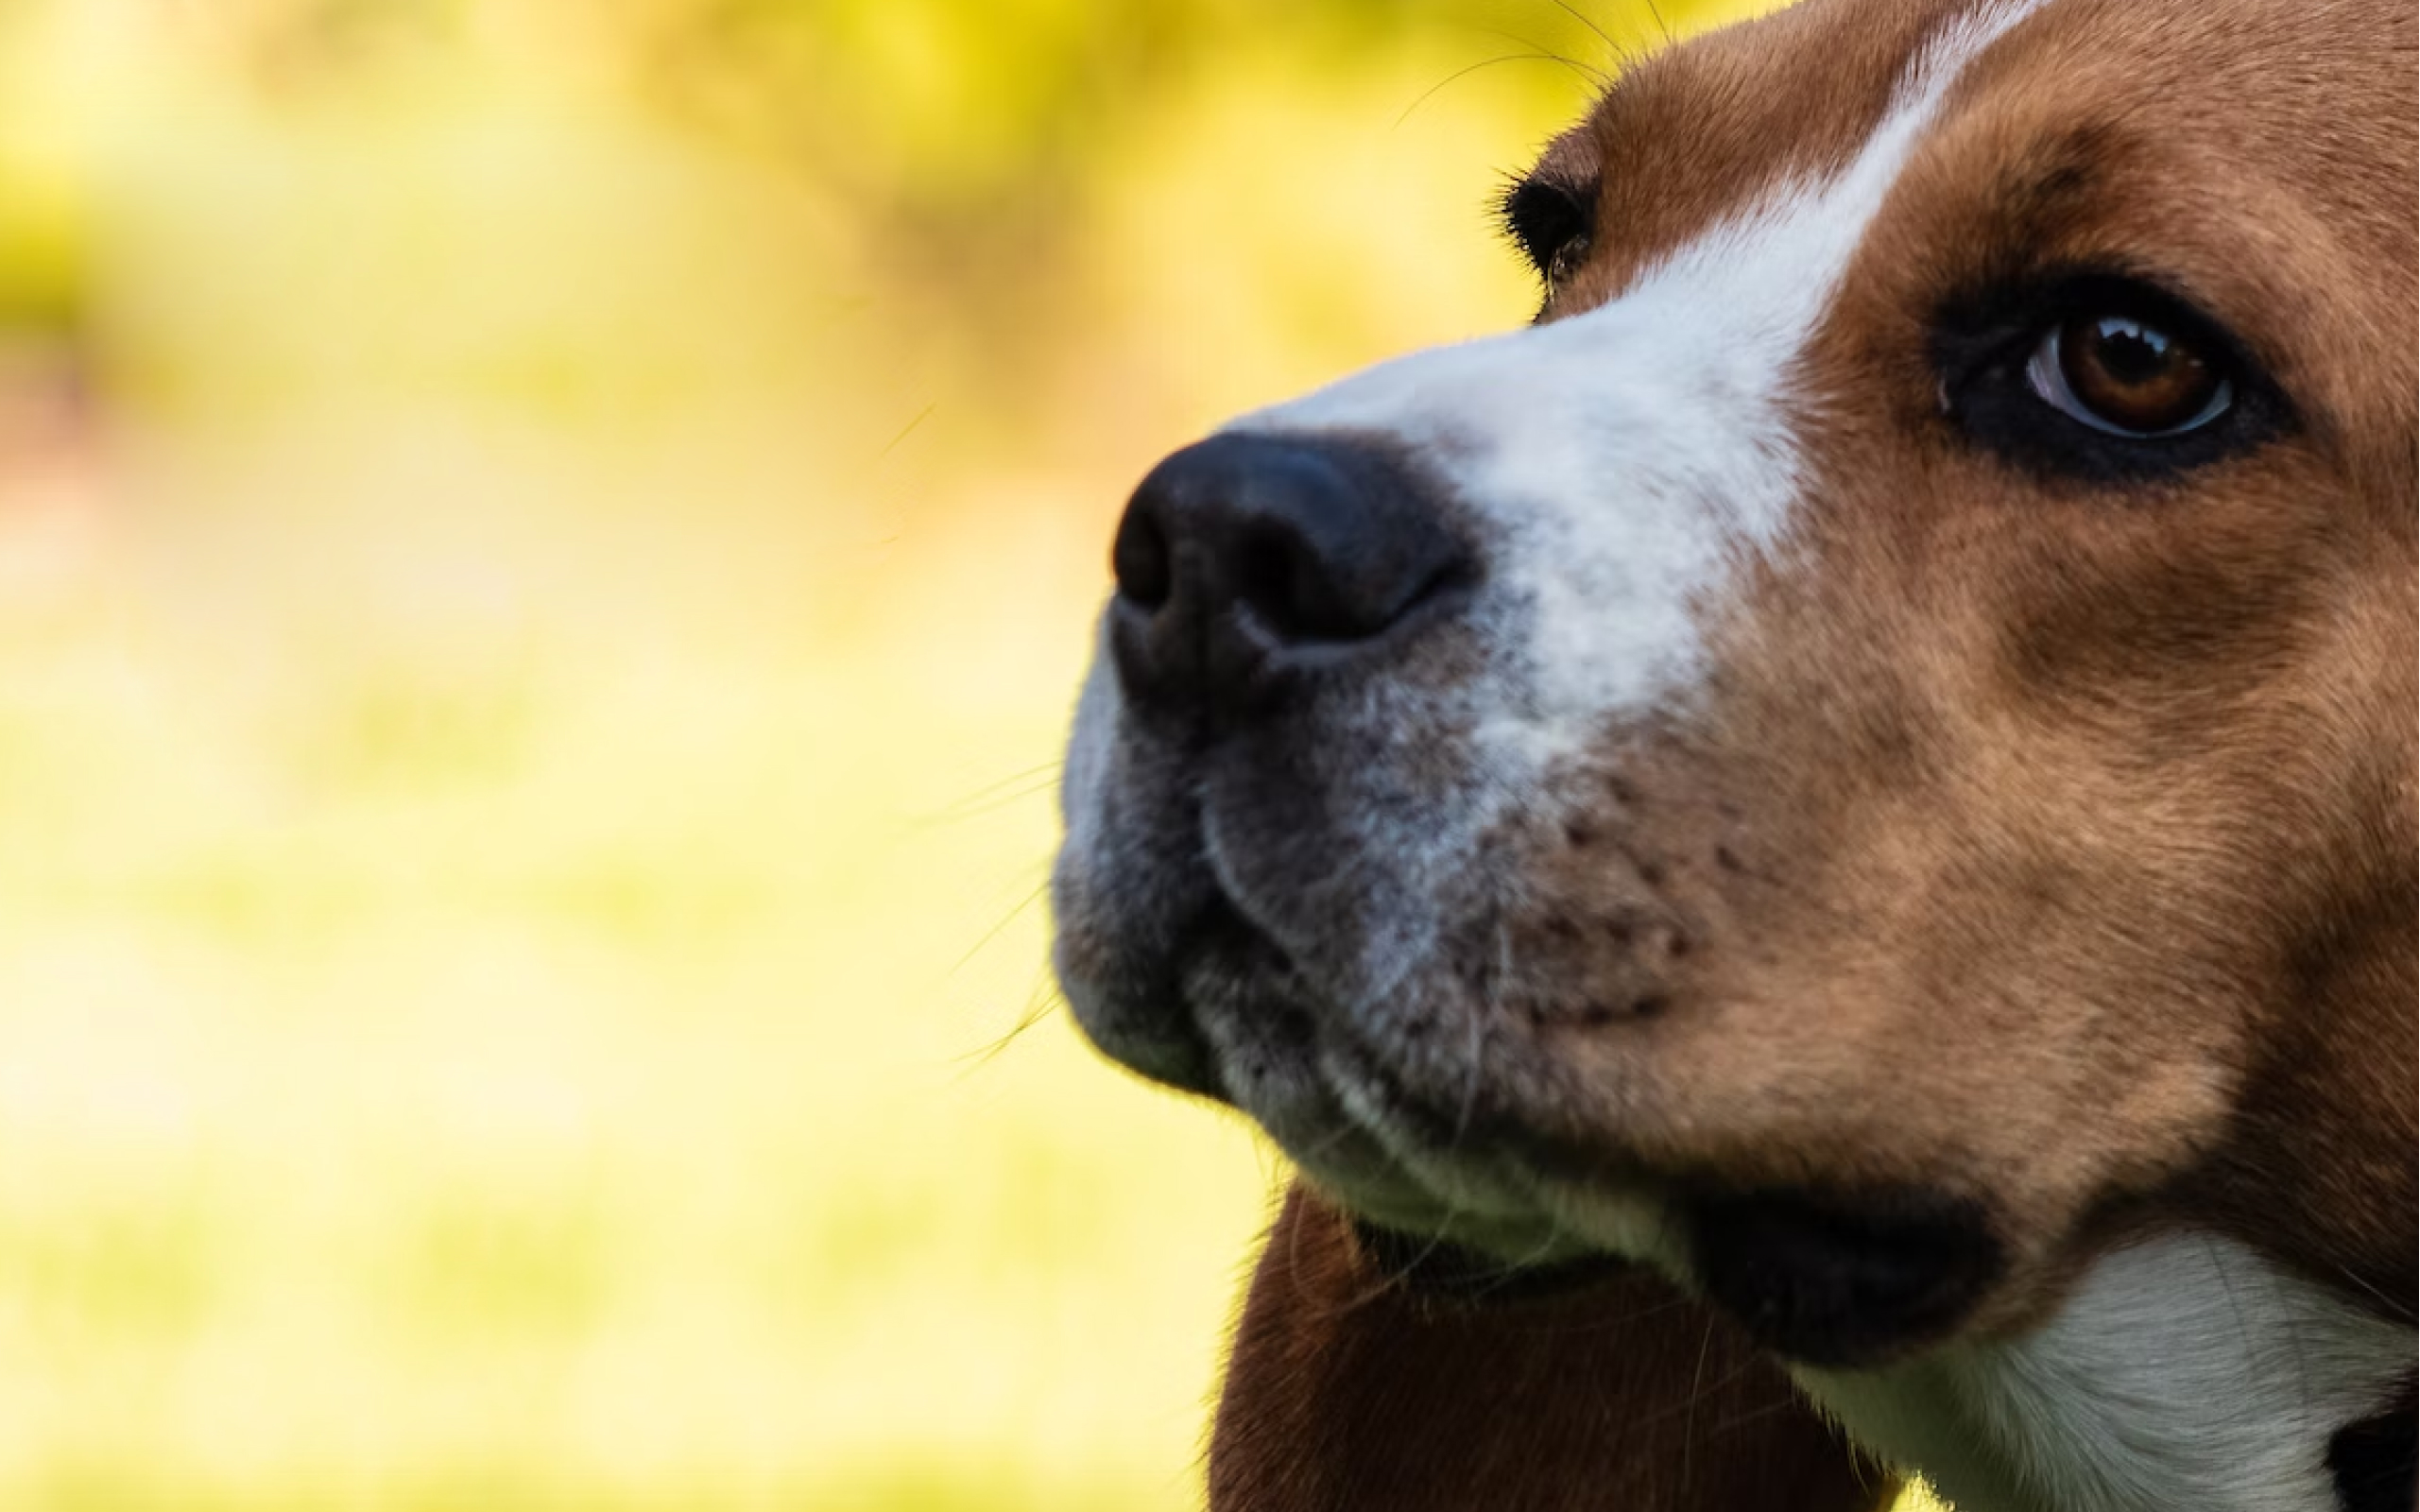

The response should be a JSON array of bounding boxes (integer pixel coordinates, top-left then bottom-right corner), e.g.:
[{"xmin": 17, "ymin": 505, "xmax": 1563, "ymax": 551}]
[{"xmin": 1107, "ymin": 432, "xmax": 1469, "ymax": 716}]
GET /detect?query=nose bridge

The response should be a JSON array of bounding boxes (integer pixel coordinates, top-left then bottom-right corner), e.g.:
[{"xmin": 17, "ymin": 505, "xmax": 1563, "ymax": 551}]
[
  {"xmin": 1227, "ymin": 286, "xmax": 1808, "ymax": 744},
  {"xmin": 1240, "ymin": 308, "xmax": 1679, "ymax": 546},
  {"xmin": 1233, "ymin": 304, "xmax": 1681, "ymax": 524},
  {"xmin": 1236, "ymin": 318, "xmax": 1562, "ymax": 460}
]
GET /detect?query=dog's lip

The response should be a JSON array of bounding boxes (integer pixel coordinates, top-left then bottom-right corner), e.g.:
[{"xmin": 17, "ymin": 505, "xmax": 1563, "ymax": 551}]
[
  {"xmin": 1078, "ymin": 869, "xmax": 1674, "ymax": 1284},
  {"xmin": 1346, "ymin": 1212, "xmax": 1640, "ymax": 1302}
]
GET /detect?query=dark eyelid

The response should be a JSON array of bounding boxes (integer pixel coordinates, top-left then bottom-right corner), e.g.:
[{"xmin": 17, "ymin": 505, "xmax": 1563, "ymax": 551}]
[
  {"xmin": 1932, "ymin": 268, "xmax": 2267, "ymax": 388},
  {"xmin": 1498, "ymin": 175, "xmax": 1598, "ymax": 274}
]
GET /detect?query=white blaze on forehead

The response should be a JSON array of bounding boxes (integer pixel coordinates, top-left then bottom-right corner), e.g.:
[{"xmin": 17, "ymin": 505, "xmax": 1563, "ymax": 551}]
[{"xmin": 1231, "ymin": 0, "xmax": 2050, "ymax": 765}]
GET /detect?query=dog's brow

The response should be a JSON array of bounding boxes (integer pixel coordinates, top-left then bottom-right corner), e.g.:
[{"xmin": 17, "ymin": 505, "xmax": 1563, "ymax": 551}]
[
  {"xmin": 1966, "ymin": 125, "xmax": 2118, "ymax": 250},
  {"xmin": 1525, "ymin": 123, "xmax": 1605, "ymax": 197}
]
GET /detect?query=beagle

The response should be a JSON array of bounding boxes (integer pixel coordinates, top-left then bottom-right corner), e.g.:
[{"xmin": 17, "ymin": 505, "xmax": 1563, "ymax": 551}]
[{"xmin": 1052, "ymin": 0, "xmax": 2418, "ymax": 1506}]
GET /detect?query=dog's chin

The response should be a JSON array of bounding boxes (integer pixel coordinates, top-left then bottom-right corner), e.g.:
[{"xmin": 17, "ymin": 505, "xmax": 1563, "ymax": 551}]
[
  {"xmin": 1173, "ymin": 929, "xmax": 1661, "ymax": 1301},
  {"xmin": 1276, "ymin": 1105, "xmax": 1647, "ymax": 1304}
]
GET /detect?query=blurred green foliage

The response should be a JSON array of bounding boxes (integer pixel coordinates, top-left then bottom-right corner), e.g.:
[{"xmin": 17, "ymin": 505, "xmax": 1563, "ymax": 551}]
[
  {"xmin": 0, "ymin": 4, "xmax": 1950, "ymax": 1512},
  {"xmin": 0, "ymin": 4, "xmax": 86, "ymax": 329},
  {"xmin": 5, "ymin": 0, "xmax": 1651, "ymax": 438}
]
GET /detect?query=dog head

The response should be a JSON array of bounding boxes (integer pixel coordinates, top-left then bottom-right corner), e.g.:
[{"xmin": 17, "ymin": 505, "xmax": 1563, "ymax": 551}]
[{"xmin": 1053, "ymin": 0, "xmax": 2414, "ymax": 1367}]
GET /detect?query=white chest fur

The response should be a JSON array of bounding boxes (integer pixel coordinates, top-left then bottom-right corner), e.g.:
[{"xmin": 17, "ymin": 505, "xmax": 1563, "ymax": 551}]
[{"xmin": 1794, "ymin": 1234, "xmax": 2414, "ymax": 1512}]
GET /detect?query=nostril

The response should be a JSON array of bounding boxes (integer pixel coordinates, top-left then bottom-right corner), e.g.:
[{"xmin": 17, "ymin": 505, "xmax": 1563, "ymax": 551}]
[
  {"xmin": 1111, "ymin": 505, "xmax": 1172, "ymax": 610},
  {"xmin": 1234, "ymin": 520, "xmax": 1359, "ymax": 643}
]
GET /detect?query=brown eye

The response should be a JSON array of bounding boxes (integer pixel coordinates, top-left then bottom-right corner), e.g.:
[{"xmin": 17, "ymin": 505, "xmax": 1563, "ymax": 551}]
[
  {"xmin": 2026, "ymin": 314, "xmax": 2232, "ymax": 437},
  {"xmin": 1546, "ymin": 233, "xmax": 1593, "ymax": 293}
]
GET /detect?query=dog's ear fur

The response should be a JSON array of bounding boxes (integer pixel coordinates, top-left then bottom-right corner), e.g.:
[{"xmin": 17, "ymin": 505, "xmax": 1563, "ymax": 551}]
[{"xmin": 1210, "ymin": 1182, "xmax": 1895, "ymax": 1512}]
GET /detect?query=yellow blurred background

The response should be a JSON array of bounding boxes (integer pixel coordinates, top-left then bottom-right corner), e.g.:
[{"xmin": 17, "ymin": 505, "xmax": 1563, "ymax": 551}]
[{"xmin": 0, "ymin": 3, "xmax": 1953, "ymax": 1509}]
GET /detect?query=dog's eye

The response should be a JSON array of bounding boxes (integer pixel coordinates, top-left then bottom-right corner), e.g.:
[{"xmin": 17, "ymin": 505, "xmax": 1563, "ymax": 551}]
[
  {"xmin": 2025, "ymin": 315, "xmax": 2230, "ymax": 437},
  {"xmin": 1935, "ymin": 273, "xmax": 2286, "ymax": 481},
  {"xmin": 1500, "ymin": 176, "xmax": 1596, "ymax": 297}
]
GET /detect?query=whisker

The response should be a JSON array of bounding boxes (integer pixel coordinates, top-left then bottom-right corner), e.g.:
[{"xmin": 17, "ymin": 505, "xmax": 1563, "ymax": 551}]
[
  {"xmin": 1465, "ymin": 22, "xmax": 1612, "ymax": 85},
  {"xmin": 1681, "ymin": 1313, "xmax": 1716, "ymax": 1489},
  {"xmin": 2323, "ymin": 1256, "xmax": 2416, "ymax": 1323},
  {"xmin": 1638, "ymin": 0, "xmax": 1673, "ymax": 47},
  {"xmin": 944, "ymin": 758, "xmax": 1066, "ymax": 805},
  {"xmin": 1395, "ymin": 54, "xmax": 1596, "ymax": 129},
  {"xmin": 952, "ymin": 965, "xmax": 1068, "ymax": 1074},
  {"xmin": 878, "ymin": 399, "xmax": 938, "ymax": 458},
  {"xmin": 1452, "ymin": 1213, "xmax": 1588, "ymax": 1302},
  {"xmin": 1710, "ymin": 1392, "xmax": 1817, "ymax": 1436},
  {"xmin": 1541, "ymin": 0, "xmax": 1628, "ymax": 66},
  {"xmin": 918, "ymin": 762, "xmax": 1066, "ymax": 825},
  {"xmin": 948, "ymin": 873, "xmax": 1053, "ymax": 978}
]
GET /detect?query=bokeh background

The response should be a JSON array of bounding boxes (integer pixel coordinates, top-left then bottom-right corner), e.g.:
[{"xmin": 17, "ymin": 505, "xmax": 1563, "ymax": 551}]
[{"xmin": 0, "ymin": 2, "xmax": 1956, "ymax": 1509}]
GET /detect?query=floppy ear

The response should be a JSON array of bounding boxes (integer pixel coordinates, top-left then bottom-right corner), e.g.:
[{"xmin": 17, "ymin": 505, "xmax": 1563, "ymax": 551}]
[{"xmin": 1210, "ymin": 1182, "xmax": 1894, "ymax": 1512}]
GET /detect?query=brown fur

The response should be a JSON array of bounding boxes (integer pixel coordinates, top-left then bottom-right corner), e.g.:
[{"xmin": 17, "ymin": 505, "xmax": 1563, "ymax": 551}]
[
  {"xmin": 1478, "ymin": 0, "xmax": 2418, "ymax": 1332},
  {"xmin": 1213, "ymin": 1185, "xmax": 1894, "ymax": 1512}
]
